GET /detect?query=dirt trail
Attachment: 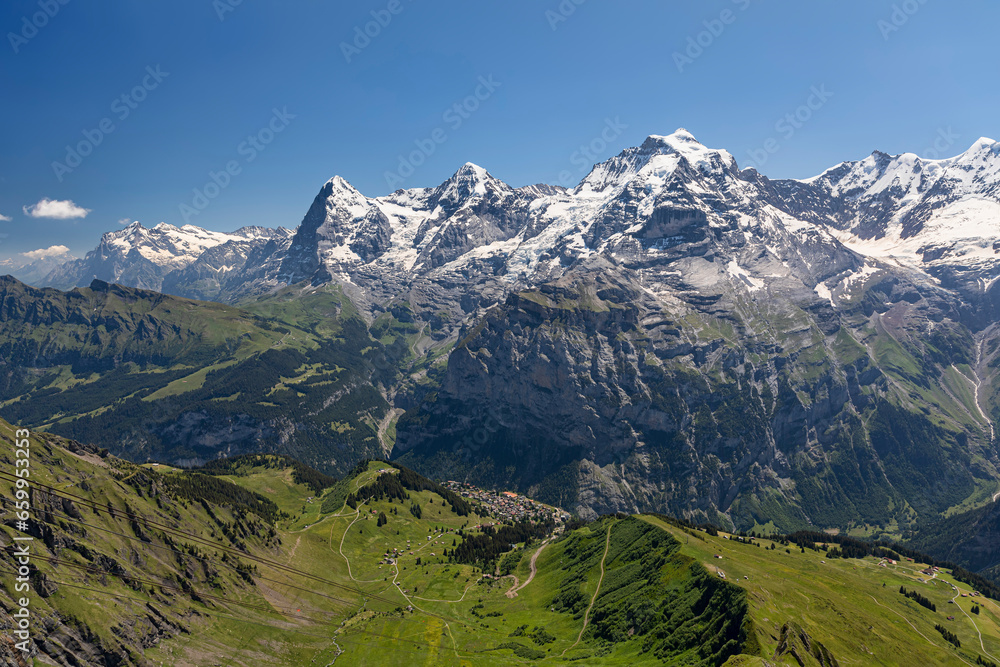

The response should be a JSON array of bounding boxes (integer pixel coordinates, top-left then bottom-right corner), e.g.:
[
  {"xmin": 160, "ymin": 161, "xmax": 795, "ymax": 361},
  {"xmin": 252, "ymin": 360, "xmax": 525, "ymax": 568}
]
[
  {"xmin": 951, "ymin": 585, "xmax": 1000, "ymax": 664},
  {"xmin": 561, "ymin": 525, "xmax": 611, "ymax": 657},
  {"xmin": 336, "ymin": 502, "xmax": 380, "ymax": 584},
  {"xmin": 412, "ymin": 580, "xmax": 479, "ymax": 604},
  {"xmin": 503, "ymin": 575, "xmax": 521, "ymax": 598},
  {"xmin": 508, "ymin": 537, "xmax": 552, "ymax": 597},
  {"xmin": 285, "ymin": 535, "xmax": 301, "ymax": 562},
  {"xmin": 867, "ymin": 595, "xmax": 952, "ymax": 652}
]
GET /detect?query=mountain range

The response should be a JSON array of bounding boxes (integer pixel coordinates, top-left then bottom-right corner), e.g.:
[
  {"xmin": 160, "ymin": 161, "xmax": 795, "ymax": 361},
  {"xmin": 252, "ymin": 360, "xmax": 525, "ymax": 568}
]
[
  {"xmin": 31, "ymin": 130, "xmax": 1000, "ymax": 318},
  {"xmin": 4, "ymin": 130, "xmax": 1000, "ymax": 535}
]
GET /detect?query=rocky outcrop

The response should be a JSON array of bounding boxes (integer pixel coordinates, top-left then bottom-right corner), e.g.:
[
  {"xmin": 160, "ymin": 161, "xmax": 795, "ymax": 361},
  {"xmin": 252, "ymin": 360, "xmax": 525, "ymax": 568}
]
[
  {"xmin": 395, "ymin": 250, "xmax": 993, "ymax": 530},
  {"xmin": 773, "ymin": 622, "xmax": 839, "ymax": 667}
]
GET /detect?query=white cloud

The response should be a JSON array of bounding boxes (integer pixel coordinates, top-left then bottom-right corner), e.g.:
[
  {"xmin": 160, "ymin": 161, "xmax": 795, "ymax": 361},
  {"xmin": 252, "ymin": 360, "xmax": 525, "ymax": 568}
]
[
  {"xmin": 118, "ymin": 218, "xmax": 135, "ymax": 226},
  {"xmin": 21, "ymin": 245, "xmax": 71, "ymax": 260},
  {"xmin": 23, "ymin": 198, "xmax": 91, "ymax": 219},
  {"xmin": 0, "ymin": 213, "xmax": 11, "ymax": 222}
]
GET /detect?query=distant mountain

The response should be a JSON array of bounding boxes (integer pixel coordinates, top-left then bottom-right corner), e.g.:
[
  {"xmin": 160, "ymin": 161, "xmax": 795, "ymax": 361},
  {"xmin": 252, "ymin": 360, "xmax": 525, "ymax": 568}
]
[
  {"xmin": 43, "ymin": 221, "xmax": 293, "ymax": 300},
  {"xmin": 1, "ymin": 248, "xmax": 77, "ymax": 285},
  {"xmin": 41, "ymin": 132, "xmax": 1000, "ymax": 329},
  {"xmin": 761, "ymin": 137, "xmax": 1000, "ymax": 323}
]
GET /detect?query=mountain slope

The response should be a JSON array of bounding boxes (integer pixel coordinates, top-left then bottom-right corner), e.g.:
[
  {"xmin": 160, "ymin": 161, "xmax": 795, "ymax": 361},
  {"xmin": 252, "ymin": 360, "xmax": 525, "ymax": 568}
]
[
  {"xmin": 5, "ymin": 422, "xmax": 1000, "ymax": 665},
  {"xmin": 0, "ymin": 277, "xmax": 396, "ymax": 474},
  {"xmin": 1, "ymin": 249, "xmax": 77, "ymax": 286},
  {"xmin": 394, "ymin": 255, "xmax": 997, "ymax": 531},
  {"xmin": 0, "ymin": 427, "xmax": 751, "ymax": 666},
  {"xmin": 391, "ymin": 133, "xmax": 1000, "ymax": 530}
]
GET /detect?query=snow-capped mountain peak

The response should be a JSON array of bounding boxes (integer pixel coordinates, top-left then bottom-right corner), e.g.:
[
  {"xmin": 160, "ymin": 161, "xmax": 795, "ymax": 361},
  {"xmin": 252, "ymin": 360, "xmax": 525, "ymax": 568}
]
[
  {"xmin": 969, "ymin": 136, "xmax": 999, "ymax": 153},
  {"xmin": 44, "ymin": 220, "xmax": 293, "ymax": 293},
  {"xmin": 765, "ymin": 135, "xmax": 1000, "ymax": 290},
  {"xmin": 432, "ymin": 162, "xmax": 511, "ymax": 213},
  {"xmin": 578, "ymin": 129, "xmax": 736, "ymax": 195},
  {"xmin": 41, "ymin": 130, "xmax": 1000, "ymax": 322},
  {"xmin": 320, "ymin": 175, "xmax": 373, "ymax": 222}
]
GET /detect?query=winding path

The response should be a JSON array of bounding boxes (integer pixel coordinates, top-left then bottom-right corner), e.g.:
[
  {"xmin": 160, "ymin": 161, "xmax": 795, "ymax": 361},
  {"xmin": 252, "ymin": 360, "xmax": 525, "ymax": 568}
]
[
  {"xmin": 389, "ymin": 560, "xmax": 462, "ymax": 659},
  {"xmin": 508, "ymin": 537, "xmax": 552, "ymax": 598},
  {"xmin": 867, "ymin": 594, "xmax": 941, "ymax": 649},
  {"xmin": 336, "ymin": 502, "xmax": 381, "ymax": 584},
  {"xmin": 561, "ymin": 525, "xmax": 611, "ymax": 657},
  {"xmin": 412, "ymin": 579, "xmax": 479, "ymax": 604},
  {"xmin": 951, "ymin": 585, "xmax": 1000, "ymax": 665}
]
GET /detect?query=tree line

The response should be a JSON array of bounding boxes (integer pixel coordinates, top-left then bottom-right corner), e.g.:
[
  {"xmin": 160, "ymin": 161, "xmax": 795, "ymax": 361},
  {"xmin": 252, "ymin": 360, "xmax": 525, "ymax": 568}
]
[
  {"xmin": 345, "ymin": 459, "xmax": 473, "ymax": 516},
  {"xmin": 784, "ymin": 530, "xmax": 1000, "ymax": 601},
  {"xmin": 450, "ymin": 519, "xmax": 553, "ymax": 567},
  {"xmin": 899, "ymin": 586, "xmax": 936, "ymax": 612},
  {"xmin": 196, "ymin": 453, "xmax": 337, "ymax": 494},
  {"xmin": 935, "ymin": 624, "xmax": 960, "ymax": 648}
]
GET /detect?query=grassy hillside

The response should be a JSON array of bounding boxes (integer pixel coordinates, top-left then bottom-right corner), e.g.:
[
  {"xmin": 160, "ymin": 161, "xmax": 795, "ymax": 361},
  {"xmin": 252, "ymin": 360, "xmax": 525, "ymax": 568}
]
[
  {"xmin": 645, "ymin": 518, "xmax": 1000, "ymax": 666},
  {"xmin": 0, "ymin": 419, "xmax": 355, "ymax": 666},
  {"xmin": 6, "ymin": 418, "xmax": 1000, "ymax": 665},
  {"xmin": 0, "ymin": 279, "xmax": 403, "ymax": 475}
]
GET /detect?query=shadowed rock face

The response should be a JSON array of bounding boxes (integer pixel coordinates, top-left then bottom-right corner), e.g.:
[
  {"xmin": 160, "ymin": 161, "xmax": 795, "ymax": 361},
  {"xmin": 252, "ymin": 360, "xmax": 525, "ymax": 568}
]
[{"xmin": 394, "ymin": 248, "xmax": 994, "ymax": 528}]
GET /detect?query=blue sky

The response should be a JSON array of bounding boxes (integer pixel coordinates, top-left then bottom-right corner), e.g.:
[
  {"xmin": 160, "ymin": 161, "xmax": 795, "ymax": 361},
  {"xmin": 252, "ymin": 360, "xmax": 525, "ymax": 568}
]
[{"xmin": 1, "ymin": 0, "xmax": 998, "ymax": 260}]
